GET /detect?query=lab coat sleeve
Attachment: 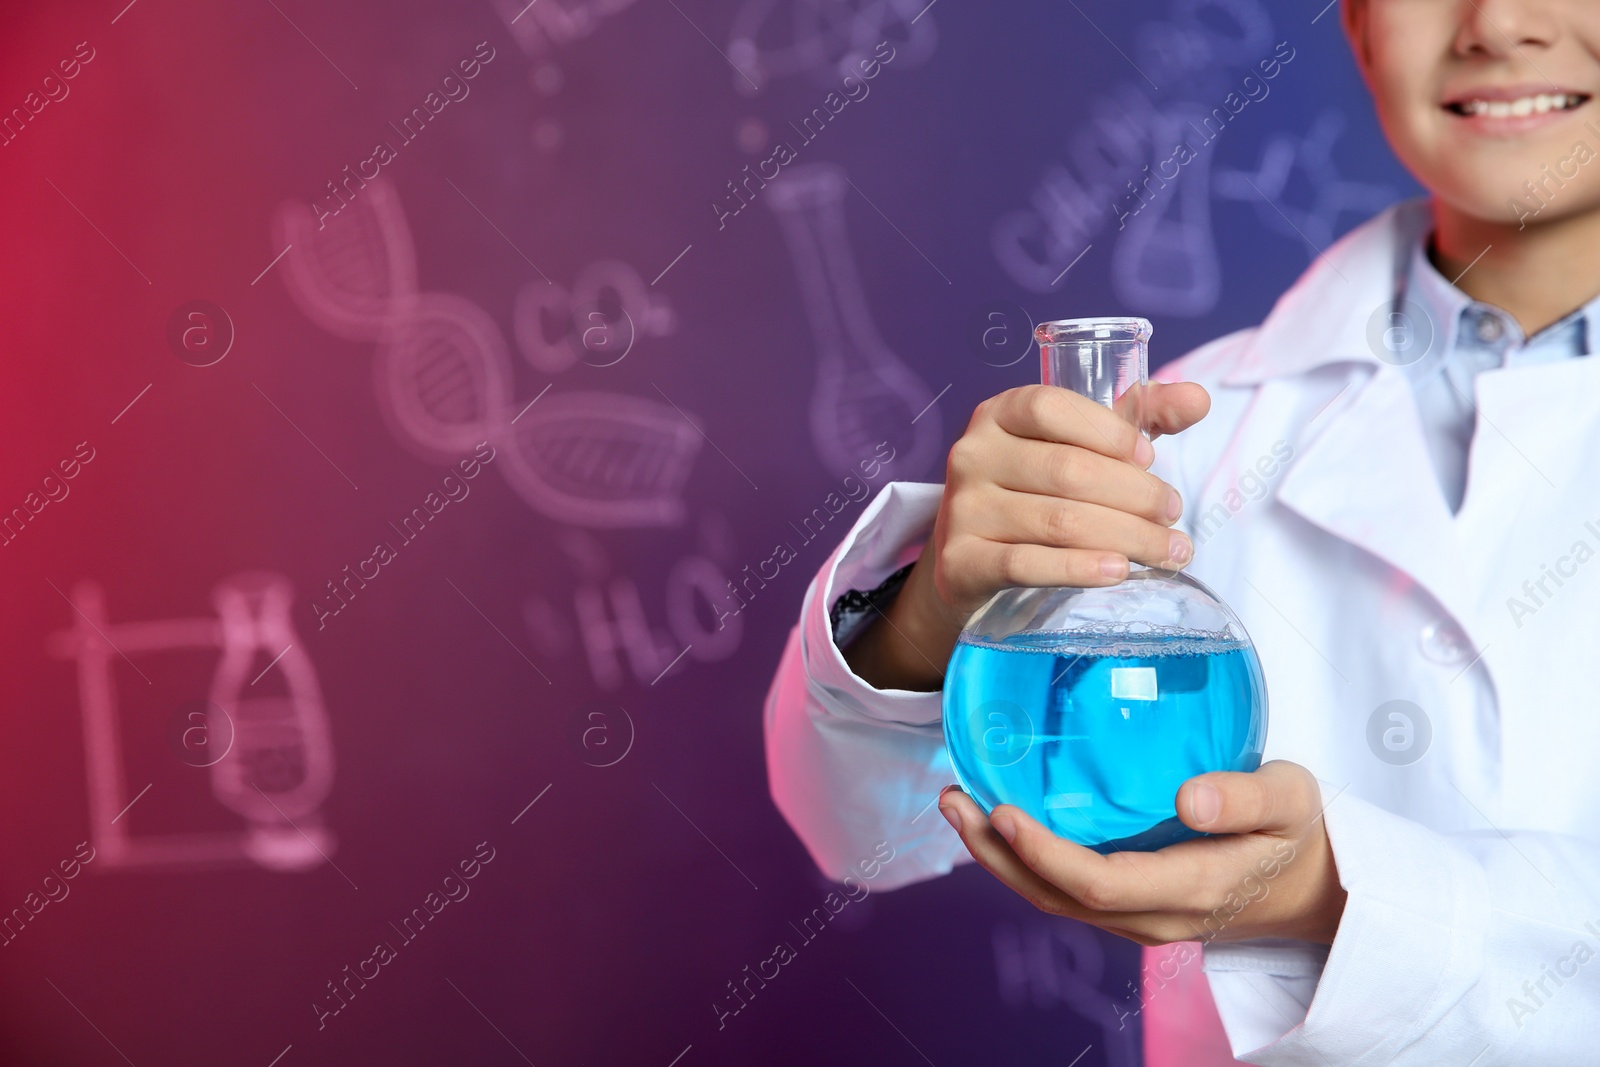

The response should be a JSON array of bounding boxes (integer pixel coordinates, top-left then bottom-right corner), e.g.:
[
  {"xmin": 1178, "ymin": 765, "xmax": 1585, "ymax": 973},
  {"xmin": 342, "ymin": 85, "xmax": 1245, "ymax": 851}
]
[
  {"xmin": 1203, "ymin": 784, "xmax": 1600, "ymax": 1065},
  {"xmin": 763, "ymin": 480, "xmax": 973, "ymax": 890}
]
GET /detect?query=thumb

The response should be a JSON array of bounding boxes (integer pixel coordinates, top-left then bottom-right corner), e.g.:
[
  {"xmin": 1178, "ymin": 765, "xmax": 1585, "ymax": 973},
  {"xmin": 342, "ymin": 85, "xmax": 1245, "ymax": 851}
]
[
  {"xmin": 1175, "ymin": 760, "xmax": 1320, "ymax": 835},
  {"xmin": 1116, "ymin": 381, "xmax": 1210, "ymax": 440}
]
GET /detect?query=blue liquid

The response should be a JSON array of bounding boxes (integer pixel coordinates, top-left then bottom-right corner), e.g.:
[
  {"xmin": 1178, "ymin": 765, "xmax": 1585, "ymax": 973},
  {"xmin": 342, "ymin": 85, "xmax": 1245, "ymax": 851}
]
[{"xmin": 944, "ymin": 628, "xmax": 1266, "ymax": 853}]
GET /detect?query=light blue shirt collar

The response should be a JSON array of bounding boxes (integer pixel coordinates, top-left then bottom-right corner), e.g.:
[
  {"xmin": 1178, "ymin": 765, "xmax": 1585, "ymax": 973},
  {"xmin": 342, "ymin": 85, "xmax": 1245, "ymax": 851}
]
[
  {"xmin": 1399, "ymin": 236, "xmax": 1598, "ymax": 513},
  {"xmin": 1403, "ymin": 237, "xmax": 1594, "ymax": 369}
]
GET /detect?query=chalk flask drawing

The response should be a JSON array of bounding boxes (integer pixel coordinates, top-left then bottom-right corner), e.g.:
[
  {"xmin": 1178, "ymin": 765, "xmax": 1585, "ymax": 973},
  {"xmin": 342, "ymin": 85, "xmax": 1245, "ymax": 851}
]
[{"xmin": 767, "ymin": 162, "xmax": 943, "ymax": 482}]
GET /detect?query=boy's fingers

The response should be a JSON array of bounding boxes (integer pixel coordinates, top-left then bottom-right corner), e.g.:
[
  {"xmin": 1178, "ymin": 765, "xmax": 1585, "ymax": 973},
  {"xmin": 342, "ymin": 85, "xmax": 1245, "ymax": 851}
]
[
  {"xmin": 1140, "ymin": 381, "xmax": 1211, "ymax": 439},
  {"xmin": 992, "ymin": 803, "xmax": 1205, "ymax": 914},
  {"xmin": 980, "ymin": 492, "xmax": 1191, "ymax": 570},
  {"xmin": 941, "ymin": 791, "xmax": 1206, "ymax": 941},
  {"xmin": 987, "ymin": 382, "xmax": 1210, "ymax": 467},
  {"xmin": 1176, "ymin": 761, "xmax": 1322, "ymax": 835},
  {"xmin": 1114, "ymin": 381, "xmax": 1212, "ymax": 439},
  {"xmin": 978, "ymin": 439, "xmax": 1182, "ymax": 526},
  {"xmin": 937, "ymin": 789, "xmax": 1096, "ymax": 922},
  {"xmin": 991, "ymin": 386, "xmax": 1153, "ymax": 467},
  {"xmin": 952, "ymin": 540, "xmax": 1131, "ymax": 589}
]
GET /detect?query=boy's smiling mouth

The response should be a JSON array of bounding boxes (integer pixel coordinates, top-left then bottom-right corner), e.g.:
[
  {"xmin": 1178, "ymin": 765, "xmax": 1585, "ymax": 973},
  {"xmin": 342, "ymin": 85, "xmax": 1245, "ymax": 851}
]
[
  {"xmin": 1442, "ymin": 85, "xmax": 1592, "ymax": 128},
  {"xmin": 1445, "ymin": 92, "xmax": 1588, "ymax": 118}
]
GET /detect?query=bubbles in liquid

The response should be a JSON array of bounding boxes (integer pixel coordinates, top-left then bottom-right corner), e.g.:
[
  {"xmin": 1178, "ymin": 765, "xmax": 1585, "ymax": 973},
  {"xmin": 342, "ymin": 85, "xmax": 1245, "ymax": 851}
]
[{"xmin": 943, "ymin": 624, "xmax": 1266, "ymax": 853}]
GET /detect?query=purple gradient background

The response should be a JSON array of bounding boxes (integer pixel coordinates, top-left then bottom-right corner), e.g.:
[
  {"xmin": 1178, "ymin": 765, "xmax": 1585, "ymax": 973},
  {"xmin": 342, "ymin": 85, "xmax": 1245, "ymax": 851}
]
[{"xmin": 0, "ymin": 1, "xmax": 1416, "ymax": 1063}]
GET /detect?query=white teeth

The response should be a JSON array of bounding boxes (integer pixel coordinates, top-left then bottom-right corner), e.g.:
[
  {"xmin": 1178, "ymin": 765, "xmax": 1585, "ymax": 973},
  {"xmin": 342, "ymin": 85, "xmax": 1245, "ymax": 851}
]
[{"xmin": 1458, "ymin": 93, "xmax": 1585, "ymax": 117}]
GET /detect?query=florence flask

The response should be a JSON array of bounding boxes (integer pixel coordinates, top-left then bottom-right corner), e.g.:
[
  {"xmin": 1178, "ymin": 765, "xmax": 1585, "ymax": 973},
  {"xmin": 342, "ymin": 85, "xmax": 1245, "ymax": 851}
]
[{"xmin": 942, "ymin": 317, "xmax": 1268, "ymax": 853}]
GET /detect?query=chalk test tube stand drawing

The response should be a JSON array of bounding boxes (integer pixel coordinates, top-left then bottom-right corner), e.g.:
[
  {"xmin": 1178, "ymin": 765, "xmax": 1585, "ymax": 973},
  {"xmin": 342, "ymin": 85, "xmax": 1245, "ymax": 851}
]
[
  {"xmin": 49, "ymin": 573, "xmax": 336, "ymax": 872},
  {"xmin": 767, "ymin": 162, "xmax": 943, "ymax": 482}
]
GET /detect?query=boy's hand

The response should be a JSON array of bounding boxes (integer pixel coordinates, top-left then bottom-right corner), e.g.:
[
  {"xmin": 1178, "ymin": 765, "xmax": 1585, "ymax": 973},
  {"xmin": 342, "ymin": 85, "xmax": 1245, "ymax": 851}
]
[
  {"xmin": 937, "ymin": 761, "xmax": 1347, "ymax": 947},
  {"xmin": 844, "ymin": 381, "xmax": 1209, "ymax": 691}
]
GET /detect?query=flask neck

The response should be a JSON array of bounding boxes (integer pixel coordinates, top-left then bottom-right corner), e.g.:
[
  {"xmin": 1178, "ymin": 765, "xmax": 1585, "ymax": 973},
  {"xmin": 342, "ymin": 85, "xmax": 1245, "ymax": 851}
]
[{"xmin": 1036, "ymin": 317, "xmax": 1150, "ymax": 412}]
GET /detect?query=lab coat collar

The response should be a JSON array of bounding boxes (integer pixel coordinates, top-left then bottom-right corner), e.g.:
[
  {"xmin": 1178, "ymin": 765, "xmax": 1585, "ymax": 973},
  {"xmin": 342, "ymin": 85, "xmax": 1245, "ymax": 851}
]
[
  {"xmin": 1271, "ymin": 362, "xmax": 1473, "ymax": 638},
  {"xmin": 1218, "ymin": 196, "xmax": 1483, "ymax": 644},
  {"xmin": 1221, "ymin": 198, "xmax": 1433, "ymax": 387}
]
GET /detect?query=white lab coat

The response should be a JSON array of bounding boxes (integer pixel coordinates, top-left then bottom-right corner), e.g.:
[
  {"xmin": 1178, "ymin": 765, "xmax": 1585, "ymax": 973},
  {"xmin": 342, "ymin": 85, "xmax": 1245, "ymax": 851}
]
[{"xmin": 764, "ymin": 199, "xmax": 1600, "ymax": 1064}]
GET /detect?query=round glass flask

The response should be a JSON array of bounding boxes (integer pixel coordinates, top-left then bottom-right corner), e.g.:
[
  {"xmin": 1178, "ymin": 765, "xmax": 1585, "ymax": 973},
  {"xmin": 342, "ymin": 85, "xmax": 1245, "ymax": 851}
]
[{"xmin": 942, "ymin": 317, "xmax": 1267, "ymax": 853}]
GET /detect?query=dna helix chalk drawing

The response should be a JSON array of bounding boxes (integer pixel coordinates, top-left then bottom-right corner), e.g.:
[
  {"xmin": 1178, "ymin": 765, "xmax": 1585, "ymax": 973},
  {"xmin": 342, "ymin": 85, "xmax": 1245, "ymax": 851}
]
[
  {"xmin": 501, "ymin": 391, "xmax": 703, "ymax": 528},
  {"xmin": 275, "ymin": 177, "xmax": 419, "ymax": 342},
  {"xmin": 272, "ymin": 177, "xmax": 702, "ymax": 528},
  {"xmin": 48, "ymin": 573, "xmax": 336, "ymax": 873},
  {"xmin": 373, "ymin": 291, "xmax": 515, "ymax": 461},
  {"xmin": 766, "ymin": 163, "xmax": 943, "ymax": 482}
]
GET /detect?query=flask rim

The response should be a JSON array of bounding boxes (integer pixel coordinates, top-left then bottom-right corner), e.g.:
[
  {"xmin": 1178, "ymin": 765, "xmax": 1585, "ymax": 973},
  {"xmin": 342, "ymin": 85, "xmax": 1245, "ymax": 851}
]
[{"xmin": 1034, "ymin": 316, "xmax": 1152, "ymax": 345}]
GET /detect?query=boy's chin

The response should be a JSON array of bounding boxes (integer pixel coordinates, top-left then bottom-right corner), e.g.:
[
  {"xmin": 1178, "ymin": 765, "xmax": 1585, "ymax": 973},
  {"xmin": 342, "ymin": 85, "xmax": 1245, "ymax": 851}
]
[{"xmin": 1427, "ymin": 174, "xmax": 1600, "ymax": 232}]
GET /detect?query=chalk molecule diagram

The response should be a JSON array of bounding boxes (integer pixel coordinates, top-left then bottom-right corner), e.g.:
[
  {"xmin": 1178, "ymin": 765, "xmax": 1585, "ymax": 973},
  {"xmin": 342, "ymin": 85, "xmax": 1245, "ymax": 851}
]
[{"xmin": 1214, "ymin": 107, "xmax": 1398, "ymax": 261}]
